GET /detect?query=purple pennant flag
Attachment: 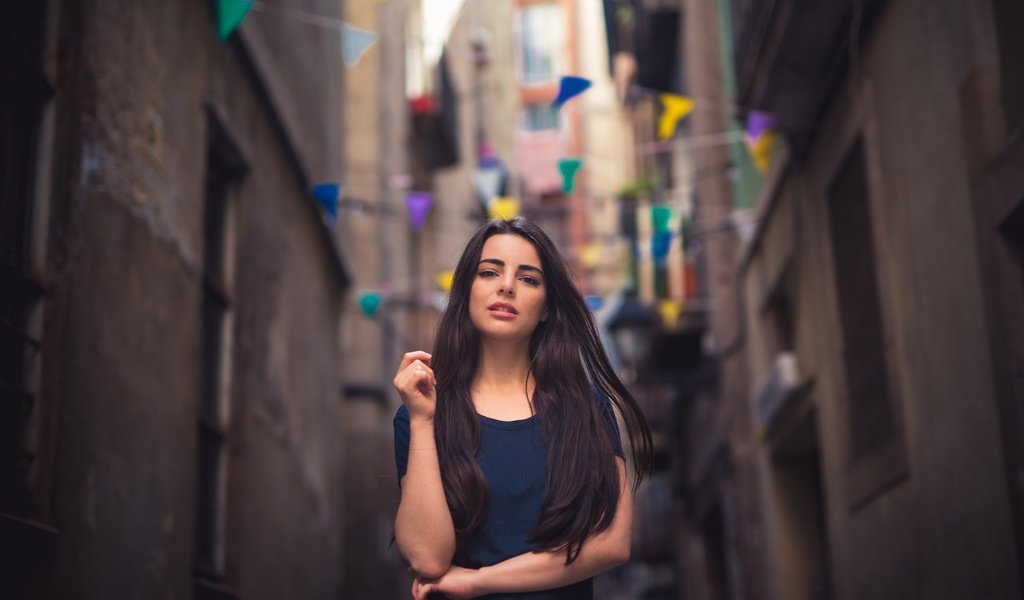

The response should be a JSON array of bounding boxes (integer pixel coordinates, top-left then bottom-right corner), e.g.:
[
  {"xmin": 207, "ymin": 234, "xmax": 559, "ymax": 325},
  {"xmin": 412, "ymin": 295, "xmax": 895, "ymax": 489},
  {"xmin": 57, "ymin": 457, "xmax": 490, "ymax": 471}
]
[
  {"xmin": 745, "ymin": 111, "xmax": 776, "ymax": 142},
  {"xmin": 405, "ymin": 191, "xmax": 433, "ymax": 231}
]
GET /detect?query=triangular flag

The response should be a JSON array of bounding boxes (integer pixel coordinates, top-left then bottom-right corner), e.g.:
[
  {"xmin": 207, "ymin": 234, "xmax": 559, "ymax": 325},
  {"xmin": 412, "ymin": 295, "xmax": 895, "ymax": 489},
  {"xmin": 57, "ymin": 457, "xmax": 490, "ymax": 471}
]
[
  {"xmin": 436, "ymin": 270, "xmax": 455, "ymax": 293},
  {"xmin": 657, "ymin": 94, "xmax": 694, "ymax": 140},
  {"xmin": 405, "ymin": 191, "xmax": 433, "ymax": 230},
  {"xmin": 651, "ymin": 204, "xmax": 672, "ymax": 234},
  {"xmin": 585, "ymin": 295, "xmax": 604, "ymax": 311},
  {"xmin": 471, "ymin": 163, "xmax": 503, "ymax": 202},
  {"xmin": 652, "ymin": 231, "xmax": 673, "ymax": 262},
  {"xmin": 748, "ymin": 131, "xmax": 777, "ymax": 173},
  {"xmin": 216, "ymin": 0, "xmax": 252, "ymax": 41},
  {"xmin": 341, "ymin": 23, "xmax": 378, "ymax": 67},
  {"xmin": 580, "ymin": 243, "xmax": 602, "ymax": 269},
  {"xmin": 552, "ymin": 76, "xmax": 592, "ymax": 108},
  {"xmin": 358, "ymin": 290, "xmax": 382, "ymax": 317},
  {"xmin": 658, "ymin": 299, "xmax": 682, "ymax": 330},
  {"xmin": 488, "ymin": 197, "xmax": 520, "ymax": 220},
  {"xmin": 557, "ymin": 158, "xmax": 583, "ymax": 194},
  {"xmin": 744, "ymin": 111, "xmax": 776, "ymax": 143},
  {"xmin": 312, "ymin": 183, "xmax": 340, "ymax": 224}
]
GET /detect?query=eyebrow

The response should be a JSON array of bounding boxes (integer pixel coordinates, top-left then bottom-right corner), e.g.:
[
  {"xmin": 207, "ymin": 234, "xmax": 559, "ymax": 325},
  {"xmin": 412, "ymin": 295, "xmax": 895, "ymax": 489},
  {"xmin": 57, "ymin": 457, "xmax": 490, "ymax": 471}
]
[{"xmin": 478, "ymin": 258, "xmax": 544, "ymax": 274}]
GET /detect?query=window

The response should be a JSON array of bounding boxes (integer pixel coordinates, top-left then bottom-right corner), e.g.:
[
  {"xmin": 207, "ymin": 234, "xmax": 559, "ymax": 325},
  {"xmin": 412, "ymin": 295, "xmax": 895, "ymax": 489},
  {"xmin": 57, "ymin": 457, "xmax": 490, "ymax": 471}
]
[
  {"xmin": 517, "ymin": 3, "xmax": 565, "ymax": 85},
  {"xmin": 828, "ymin": 138, "xmax": 906, "ymax": 507},
  {"xmin": 763, "ymin": 264, "xmax": 796, "ymax": 357},
  {"xmin": 521, "ymin": 102, "xmax": 560, "ymax": 132},
  {"xmin": 999, "ymin": 199, "xmax": 1024, "ymax": 278},
  {"xmin": 1, "ymin": 0, "xmax": 50, "ymax": 520},
  {"xmin": 828, "ymin": 140, "xmax": 895, "ymax": 462},
  {"xmin": 991, "ymin": 0, "xmax": 1024, "ymax": 133},
  {"xmin": 193, "ymin": 113, "xmax": 246, "ymax": 579}
]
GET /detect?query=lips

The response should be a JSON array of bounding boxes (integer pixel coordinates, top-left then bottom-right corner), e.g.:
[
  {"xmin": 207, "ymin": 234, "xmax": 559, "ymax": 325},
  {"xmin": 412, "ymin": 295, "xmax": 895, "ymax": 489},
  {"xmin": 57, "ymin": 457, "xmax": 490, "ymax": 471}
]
[{"xmin": 488, "ymin": 302, "xmax": 518, "ymax": 315}]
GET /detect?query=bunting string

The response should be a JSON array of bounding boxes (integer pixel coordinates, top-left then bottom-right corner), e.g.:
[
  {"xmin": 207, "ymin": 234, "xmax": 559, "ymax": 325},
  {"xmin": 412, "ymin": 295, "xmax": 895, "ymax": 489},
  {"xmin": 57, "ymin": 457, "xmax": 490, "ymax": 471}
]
[{"xmin": 249, "ymin": 0, "xmax": 347, "ymax": 31}]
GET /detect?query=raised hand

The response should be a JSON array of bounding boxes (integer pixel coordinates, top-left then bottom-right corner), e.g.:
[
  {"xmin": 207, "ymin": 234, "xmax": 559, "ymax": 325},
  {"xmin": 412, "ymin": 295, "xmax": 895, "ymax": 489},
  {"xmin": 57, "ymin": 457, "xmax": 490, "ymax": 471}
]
[{"xmin": 393, "ymin": 351, "xmax": 437, "ymax": 421}]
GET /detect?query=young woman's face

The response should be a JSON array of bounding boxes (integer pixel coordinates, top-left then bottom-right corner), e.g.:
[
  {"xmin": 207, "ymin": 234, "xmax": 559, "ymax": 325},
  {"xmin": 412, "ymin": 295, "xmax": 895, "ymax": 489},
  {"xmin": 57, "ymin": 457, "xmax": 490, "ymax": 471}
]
[{"xmin": 469, "ymin": 233, "xmax": 549, "ymax": 343}]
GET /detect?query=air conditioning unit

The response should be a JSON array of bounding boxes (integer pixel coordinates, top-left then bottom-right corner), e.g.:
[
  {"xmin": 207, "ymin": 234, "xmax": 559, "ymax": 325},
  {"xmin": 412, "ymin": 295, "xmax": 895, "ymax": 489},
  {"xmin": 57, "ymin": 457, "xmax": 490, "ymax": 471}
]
[{"xmin": 753, "ymin": 351, "xmax": 801, "ymax": 428}]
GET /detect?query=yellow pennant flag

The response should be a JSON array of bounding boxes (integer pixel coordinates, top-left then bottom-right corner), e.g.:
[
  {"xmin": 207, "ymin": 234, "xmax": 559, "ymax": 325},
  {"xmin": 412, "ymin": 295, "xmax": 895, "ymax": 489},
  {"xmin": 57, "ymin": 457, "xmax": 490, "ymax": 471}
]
[
  {"xmin": 658, "ymin": 299, "xmax": 682, "ymax": 330},
  {"xmin": 435, "ymin": 270, "xmax": 455, "ymax": 293},
  {"xmin": 580, "ymin": 243, "xmax": 603, "ymax": 269},
  {"xmin": 748, "ymin": 131, "xmax": 777, "ymax": 173},
  {"xmin": 658, "ymin": 94, "xmax": 694, "ymax": 140},
  {"xmin": 488, "ymin": 197, "xmax": 520, "ymax": 220}
]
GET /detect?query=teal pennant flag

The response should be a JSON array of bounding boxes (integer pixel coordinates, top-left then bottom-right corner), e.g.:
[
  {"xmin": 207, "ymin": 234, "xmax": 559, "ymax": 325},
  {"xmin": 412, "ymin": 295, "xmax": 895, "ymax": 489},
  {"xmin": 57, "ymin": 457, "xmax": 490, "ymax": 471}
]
[
  {"xmin": 558, "ymin": 158, "xmax": 583, "ymax": 194},
  {"xmin": 216, "ymin": 0, "xmax": 252, "ymax": 41},
  {"xmin": 652, "ymin": 205, "xmax": 672, "ymax": 234}
]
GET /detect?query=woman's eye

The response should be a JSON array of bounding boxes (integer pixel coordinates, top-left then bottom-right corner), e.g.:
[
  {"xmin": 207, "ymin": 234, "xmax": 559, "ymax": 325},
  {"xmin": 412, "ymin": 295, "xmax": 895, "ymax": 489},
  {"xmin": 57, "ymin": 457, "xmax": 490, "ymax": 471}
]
[
  {"xmin": 519, "ymin": 276, "xmax": 540, "ymax": 286},
  {"xmin": 478, "ymin": 270, "xmax": 498, "ymax": 278}
]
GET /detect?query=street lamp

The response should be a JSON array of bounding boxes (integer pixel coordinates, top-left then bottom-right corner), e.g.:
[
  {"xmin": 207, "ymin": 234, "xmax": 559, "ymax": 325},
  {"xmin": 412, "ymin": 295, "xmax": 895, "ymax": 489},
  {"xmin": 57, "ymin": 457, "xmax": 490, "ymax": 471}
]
[{"xmin": 608, "ymin": 295, "xmax": 658, "ymax": 381}]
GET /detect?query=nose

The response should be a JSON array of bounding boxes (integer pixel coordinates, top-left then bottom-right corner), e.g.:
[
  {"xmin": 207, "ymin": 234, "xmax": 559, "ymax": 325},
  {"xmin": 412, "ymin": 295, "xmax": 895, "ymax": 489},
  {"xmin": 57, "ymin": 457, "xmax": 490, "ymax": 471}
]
[{"xmin": 498, "ymin": 275, "xmax": 516, "ymax": 296}]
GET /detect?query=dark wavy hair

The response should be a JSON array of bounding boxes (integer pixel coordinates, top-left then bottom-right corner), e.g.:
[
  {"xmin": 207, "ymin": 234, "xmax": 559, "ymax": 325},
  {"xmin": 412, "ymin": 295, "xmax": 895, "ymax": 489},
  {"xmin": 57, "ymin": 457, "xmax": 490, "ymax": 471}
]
[{"xmin": 431, "ymin": 217, "xmax": 653, "ymax": 565}]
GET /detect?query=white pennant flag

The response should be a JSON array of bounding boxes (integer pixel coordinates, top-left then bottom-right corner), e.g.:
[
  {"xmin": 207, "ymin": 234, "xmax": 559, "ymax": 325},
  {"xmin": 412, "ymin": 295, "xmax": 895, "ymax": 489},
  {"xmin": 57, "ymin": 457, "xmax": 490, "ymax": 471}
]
[{"xmin": 341, "ymin": 23, "xmax": 378, "ymax": 67}]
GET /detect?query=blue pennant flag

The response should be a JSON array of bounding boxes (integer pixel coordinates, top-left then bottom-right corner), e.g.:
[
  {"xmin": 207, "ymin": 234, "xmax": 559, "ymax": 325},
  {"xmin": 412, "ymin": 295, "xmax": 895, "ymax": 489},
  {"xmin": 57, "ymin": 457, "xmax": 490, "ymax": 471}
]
[
  {"xmin": 312, "ymin": 183, "xmax": 341, "ymax": 224},
  {"xmin": 652, "ymin": 232, "xmax": 673, "ymax": 262},
  {"xmin": 552, "ymin": 76, "xmax": 592, "ymax": 109}
]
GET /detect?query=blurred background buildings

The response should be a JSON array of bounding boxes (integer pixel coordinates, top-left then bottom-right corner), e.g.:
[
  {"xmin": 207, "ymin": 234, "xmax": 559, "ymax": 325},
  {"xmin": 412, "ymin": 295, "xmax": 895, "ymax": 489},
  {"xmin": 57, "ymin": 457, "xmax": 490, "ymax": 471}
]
[{"xmin": 2, "ymin": 0, "xmax": 1023, "ymax": 598}]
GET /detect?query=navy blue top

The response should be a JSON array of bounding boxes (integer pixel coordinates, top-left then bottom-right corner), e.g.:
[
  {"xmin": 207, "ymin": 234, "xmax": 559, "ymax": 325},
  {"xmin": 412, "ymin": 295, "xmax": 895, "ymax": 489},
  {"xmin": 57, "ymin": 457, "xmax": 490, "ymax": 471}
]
[{"xmin": 393, "ymin": 392, "xmax": 623, "ymax": 600}]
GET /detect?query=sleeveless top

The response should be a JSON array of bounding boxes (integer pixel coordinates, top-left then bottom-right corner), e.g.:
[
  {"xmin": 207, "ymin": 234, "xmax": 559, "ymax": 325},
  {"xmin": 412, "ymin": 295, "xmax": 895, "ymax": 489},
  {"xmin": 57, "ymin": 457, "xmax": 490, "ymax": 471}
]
[{"xmin": 393, "ymin": 391, "xmax": 623, "ymax": 599}]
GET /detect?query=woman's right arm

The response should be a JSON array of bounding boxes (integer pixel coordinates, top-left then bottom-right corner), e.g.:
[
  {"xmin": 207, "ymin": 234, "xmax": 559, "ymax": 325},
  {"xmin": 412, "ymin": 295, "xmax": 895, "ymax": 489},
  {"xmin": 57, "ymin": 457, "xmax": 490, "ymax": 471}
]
[{"xmin": 393, "ymin": 351, "xmax": 456, "ymax": 579}]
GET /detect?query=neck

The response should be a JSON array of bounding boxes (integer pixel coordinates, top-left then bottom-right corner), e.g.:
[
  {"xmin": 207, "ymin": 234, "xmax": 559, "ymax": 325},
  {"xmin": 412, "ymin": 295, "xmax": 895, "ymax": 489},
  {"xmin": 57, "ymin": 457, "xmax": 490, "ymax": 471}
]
[{"xmin": 472, "ymin": 338, "xmax": 532, "ymax": 394}]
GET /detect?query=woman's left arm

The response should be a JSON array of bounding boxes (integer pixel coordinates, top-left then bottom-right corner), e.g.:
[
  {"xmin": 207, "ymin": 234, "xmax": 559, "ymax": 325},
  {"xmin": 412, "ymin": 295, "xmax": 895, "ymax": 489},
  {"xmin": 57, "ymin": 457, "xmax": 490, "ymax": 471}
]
[{"xmin": 411, "ymin": 457, "xmax": 633, "ymax": 600}]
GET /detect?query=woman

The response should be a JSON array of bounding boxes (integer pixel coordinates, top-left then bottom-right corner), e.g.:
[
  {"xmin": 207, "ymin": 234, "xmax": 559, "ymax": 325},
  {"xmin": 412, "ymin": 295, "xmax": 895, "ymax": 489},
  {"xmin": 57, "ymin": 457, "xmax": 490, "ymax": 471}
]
[{"xmin": 393, "ymin": 218, "xmax": 652, "ymax": 599}]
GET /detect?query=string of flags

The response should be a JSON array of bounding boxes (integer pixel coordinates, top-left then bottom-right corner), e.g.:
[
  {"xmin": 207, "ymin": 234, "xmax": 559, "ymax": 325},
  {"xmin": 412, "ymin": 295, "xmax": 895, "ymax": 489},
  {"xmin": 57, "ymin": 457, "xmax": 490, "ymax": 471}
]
[
  {"xmin": 310, "ymin": 184, "xmax": 437, "ymax": 228},
  {"xmin": 744, "ymin": 111, "xmax": 778, "ymax": 173},
  {"xmin": 215, "ymin": 0, "xmax": 379, "ymax": 67},
  {"xmin": 355, "ymin": 268, "xmax": 454, "ymax": 319}
]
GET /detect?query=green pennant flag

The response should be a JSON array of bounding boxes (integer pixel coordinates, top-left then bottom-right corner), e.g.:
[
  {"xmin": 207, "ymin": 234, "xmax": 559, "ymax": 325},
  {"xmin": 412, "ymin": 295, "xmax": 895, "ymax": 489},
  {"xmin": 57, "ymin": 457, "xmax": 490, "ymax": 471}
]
[
  {"xmin": 652, "ymin": 204, "xmax": 672, "ymax": 234},
  {"xmin": 358, "ymin": 290, "xmax": 382, "ymax": 318},
  {"xmin": 558, "ymin": 158, "xmax": 583, "ymax": 194},
  {"xmin": 216, "ymin": 0, "xmax": 252, "ymax": 41}
]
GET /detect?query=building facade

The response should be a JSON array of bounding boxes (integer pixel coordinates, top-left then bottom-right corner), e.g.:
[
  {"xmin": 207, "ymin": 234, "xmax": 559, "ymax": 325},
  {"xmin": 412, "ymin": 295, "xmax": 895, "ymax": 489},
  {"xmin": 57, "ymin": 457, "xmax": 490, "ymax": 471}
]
[
  {"xmin": 604, "ymin": 0, "xmax": 1024, "ymax": 598},
  {"xmin": 735, "ymin": 0, "xmax": 1023, "ymax": 598},
  {"xmin": 2, "ymin": 0, "xmax": 352, "ymax": 597}
]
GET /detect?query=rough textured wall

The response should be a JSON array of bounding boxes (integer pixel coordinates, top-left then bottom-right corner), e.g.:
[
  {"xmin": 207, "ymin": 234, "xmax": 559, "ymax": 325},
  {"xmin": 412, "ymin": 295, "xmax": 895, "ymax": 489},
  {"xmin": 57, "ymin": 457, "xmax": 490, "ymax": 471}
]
[
  {"xmin": 43, "ymin": 0, "xmax": 347, "ymax": 597},
  {"xmin": 753, "ymin": 0, "xmax": 1021, "ymax": 597}
]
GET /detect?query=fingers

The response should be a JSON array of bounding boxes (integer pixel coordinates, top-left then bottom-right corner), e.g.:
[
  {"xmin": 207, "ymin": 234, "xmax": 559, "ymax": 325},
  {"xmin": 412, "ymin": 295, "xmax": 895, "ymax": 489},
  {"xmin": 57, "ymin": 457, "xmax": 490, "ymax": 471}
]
[
  {"xmin": 394, "ymin": 353, "xmax": 436, "ymax": 391},
  {"xmin": 395, "ymin": 352, "xmax": 435, "ymax": 391},
  {"xmin": 393, "ymin": 362, "xmax": 436, "ymax": 392},
  {"xmin": 411, "ymin": 577, "xmax": 433, "ymax": 600},
  {"xmin": 398, "ymin": 351, "xmax": 432, "ymax": 372}
]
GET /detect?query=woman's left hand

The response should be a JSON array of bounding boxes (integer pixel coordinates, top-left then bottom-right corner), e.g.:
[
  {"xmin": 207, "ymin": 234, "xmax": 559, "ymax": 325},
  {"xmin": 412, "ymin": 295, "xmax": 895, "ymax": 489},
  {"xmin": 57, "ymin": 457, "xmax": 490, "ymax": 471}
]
[{"xmin": 412, "ymin": 565, "xmax": 478, "ymax": 600}]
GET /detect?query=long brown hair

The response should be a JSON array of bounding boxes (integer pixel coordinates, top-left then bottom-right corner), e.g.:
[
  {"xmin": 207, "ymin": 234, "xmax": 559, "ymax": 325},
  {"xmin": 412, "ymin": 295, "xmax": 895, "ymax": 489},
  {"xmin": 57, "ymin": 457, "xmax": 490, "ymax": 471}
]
[{"xmin": 431, "ymin": 218, "xmax": 653, "ymax": 564}]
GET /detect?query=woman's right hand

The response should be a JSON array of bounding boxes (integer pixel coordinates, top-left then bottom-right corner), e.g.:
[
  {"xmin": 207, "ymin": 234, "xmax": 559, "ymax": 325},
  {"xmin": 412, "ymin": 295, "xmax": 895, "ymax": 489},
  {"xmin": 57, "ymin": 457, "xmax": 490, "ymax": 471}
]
[{"xmin": 393, "ymin": 351, "xmax": 437, "ymax": 421}]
